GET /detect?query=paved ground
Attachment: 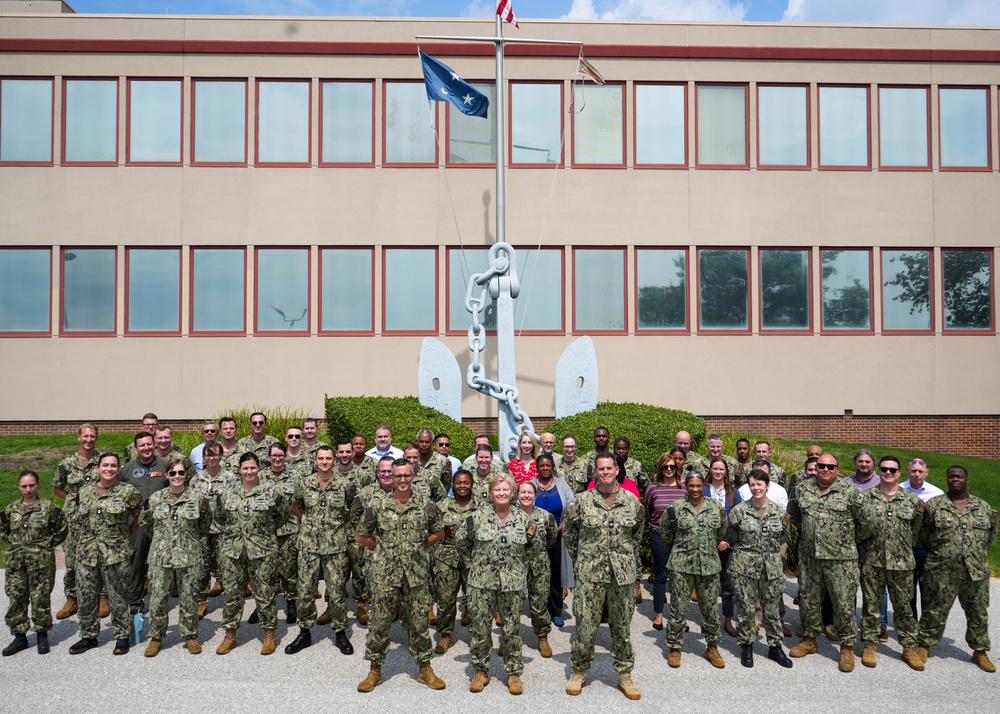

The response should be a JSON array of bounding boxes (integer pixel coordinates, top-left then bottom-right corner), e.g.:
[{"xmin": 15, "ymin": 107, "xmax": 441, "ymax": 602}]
[{"xmin": 1, "ymin": 572, "xmax": 997, "ymax": 713}]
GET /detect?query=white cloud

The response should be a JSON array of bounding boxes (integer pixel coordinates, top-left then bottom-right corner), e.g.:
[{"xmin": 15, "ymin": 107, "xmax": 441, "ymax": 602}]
[
  {"xmin": 564, "ymin": 0, "xmax": 748, "ymax": 22},
  {"xmin": 780, "ymin": 0, "xmax": 1000, "ymax": 26}
]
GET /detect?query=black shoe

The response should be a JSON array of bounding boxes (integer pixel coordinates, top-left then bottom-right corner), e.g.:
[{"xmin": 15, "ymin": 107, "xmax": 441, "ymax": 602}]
[
  {"xmin": 113, "ymin": 638, "xmax": 130, "ymax": 655},
  {"xmin": 741, "ymin": 644, "xmax": 754, "ymax": 668},
  {"xmin": 36, "ymin": 631, "xmax": 50, "ymax": 655},
  {"xmin": 286, "ymin": 599, "xmax": 297, "ymax": 625},
  {"xmin": 725, "ymin": 622, "xmax": 738, "ymax": 637},
  {"xmin": 652, "ymin": 620, "xmax": 664, "ymax": 631},
  {"xmin": 2, "ymin": 634, "xmax": 28, "ymax": 657},
  {"xmin": 69, "ymin": 638, "xmax": 99, "ymax": 655},
  {"xmin": 284, "ymin": 628, "xmax": 312, "ymax": 655},
  {"xmin": 768, "ymin": 645, "xmax": 793, "ymax": 668},
  {"xmin": 248, "ymin": 608, "xmax": 260, "ymax": 624},
  {"xmin": 335, "ymin": 630, "xmax": 354, "ymax": 655}
]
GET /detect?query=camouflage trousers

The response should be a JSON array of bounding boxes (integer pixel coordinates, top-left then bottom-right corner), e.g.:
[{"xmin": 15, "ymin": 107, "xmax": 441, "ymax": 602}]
[
  {"xmin": 297, "ymin": 550, "xmax": 348, "ymax": 631},
  {"xmin": 526, "ymin": 556, "xmax": 551, "ymax": 637},
  {"xmin": 4, "ymin": 554, "xmax": 56, "ymax": 634},
  {"xmin": 62, "ymin": 526, "xmax": 78, "ymax": 597},
  {"xmin": 570, "ymin": 580, "xmax": 635, "ymax": 673},
  {"xmin": 77, "ymin": 558, "xmax": 130, "ymax": 640},
  {"xmin": 732, "ymin": 572, "xmax": 784, "ymax": 647},
  {"xmin": 431, "ymin": 558, "xmax": 468, "ymax": 637},
  {"xmin": 347, "ymin": 541, "xmax": 368, "ymax": 603},
  {"xmin": 364, "ymin": 579, "xmax": 433, "ymax": 666},
  {"xmin": 276, "ymin": 534, "xmax": 298, "ymax": 601},
  {"xmin": 861, "ymin": 565, "xmax": 917, "ymax": 647},
  {"xmin": 918, "ymin": 564, "xmax": 991, "ymax": 651},
  {"xmin": 198, "ymin": 533, "xmax": 222, "ymax": 597},
  {"xmin": 148, "ymin": 564, "xmax": 202, "ymax": 640},
  {"xmin": 220, "ymin": 551, "xmax": 277, "ymax": 631},
  {"xmin": 665, "ymin": 571, "xmax": 722, "ymax": 649},
  {"xmin": 468, "ymin": 585, "xmax": 525, "ymax": 675},
  {"xmin": 799, "ymin": 557, "xmax": 858, "ymax": 646}
]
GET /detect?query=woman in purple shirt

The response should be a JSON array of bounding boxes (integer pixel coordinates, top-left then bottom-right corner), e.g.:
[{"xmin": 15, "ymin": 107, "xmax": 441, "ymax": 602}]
[{"xmin": 645, "ymin": 453, "xmax": 687, "ymax": 630}]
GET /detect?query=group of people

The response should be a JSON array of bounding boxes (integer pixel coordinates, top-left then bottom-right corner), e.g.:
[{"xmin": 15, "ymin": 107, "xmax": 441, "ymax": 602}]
[{"xmin": 1, "ymin": 416, "xmax": 996, "ymax": 700}]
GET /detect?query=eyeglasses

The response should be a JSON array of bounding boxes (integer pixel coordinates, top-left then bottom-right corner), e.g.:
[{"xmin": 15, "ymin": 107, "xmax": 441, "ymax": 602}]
[
  {"xmin": 662, "ymin": 465, "xmax": 677, "ymax": 471},
  {"xmin": 169, "ymin": 469, "xmax": 186, "ymax": 476},
  {"xmin": 880, "ymin": 467, "xmax": 900, "ymax": 474},
  {"xmin": 816, "ymin": 463, "xmax": 838, "ymax": 471},
  {"xmin": 251, "ymin": 421, "xmax": 265, "ymax": 426},
  {"xmin": 286, "ymin": 434, "xmax": 302, "ymax": 439}
]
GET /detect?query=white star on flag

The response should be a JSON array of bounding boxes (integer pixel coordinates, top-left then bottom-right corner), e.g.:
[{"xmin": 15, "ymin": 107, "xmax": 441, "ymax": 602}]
[{"xmin": 463, "ymin": 94, "xmax": 473, "ymax": 105}]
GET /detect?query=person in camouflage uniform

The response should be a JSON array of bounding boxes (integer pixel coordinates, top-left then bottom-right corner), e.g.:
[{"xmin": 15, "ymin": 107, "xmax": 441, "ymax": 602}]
[
  {"xmin": 675, "ymin": 431, "xmax": 707, "ymax": 477},
  {"xmin": 1, "ymin": 470, "xmax": 68, "ymax": 656},
  {"xmin": 343, "ymin": 455, "xmax": 396, "ymax": 628},
  {"xmin": 327, "ymin": 439, "xmax": 369, "ymax": 624},
  {"xmin": 218, "ymin": 417, "xmax": 242, "ymax": 474},
  {"xmin": 259, "ymin": 442, "xmax": 301, "ymax": 625},
  {"xmin": 52, "ymin": 423, "xmax": 101, "ymax": 617},
  {"xmin": 214, "ymin": 453, "xmax": 285, "ymax": 656},
  {"xmin": 517, "ymin": 479, "xmax": 558, "ymax": 660},
  {"xmin": 431, "ymin": 470, "xmax": 476, "ymax": 655},
  {"xmin": 787, "ymin": 454, "xmax": 870, "ymax": 672},
  {"xmin": 403, "ymin": 443, "xmax": 447, "ymax": 503},
  {"xmin": 285, "ymin": 445, "xmax": 356, "ymax": 656},
  {"xmin": 469, "ymin": 445, "xmax": 509, "ymax": 507},
  {"xmin": 660, "ymin": 470, "xmax": 728, "ymax": 669},
  {"xmin": 556, "ymin": 435, "xmax": 590, "ymax": 494},
  {"xmin": 732, "ymin": 438, "xmax": 754, "ymax": 488},
  {"xmin": 754, "ymin": 441, "xmax": 787, "ymax": 489},
  {"xmin": 723, "ymin": 469, "xmax": 792, "ymax": 668},
  {"xmin": 140, "ymin": 458, "xmax": 211, "ymax": 656},
  {"xmin": 122, "ymin": 413, "xmax": 167, "ymax": 463},
  {"xmin": 235, "ymin": 411, "xmax": 280, "ymax": 468},
  {"xmin": 189, "ymin": 442, "xmax": 239, "ymax": 610},
  {"xmin": 68, "ymin": 453, "xmax": 143, "ymax": 655},
  {"xmin": 858, "ymin": 455, "xmax": 925, "ymax": 670},
  {"xmin": 416, "ymin": 429, "xmax": 453, "ymax": 491},
  {"xmin": 787, "ymin": 445, "xmax": 824, "ymax": 496},
  {"xmin": 283, "ymin": 425, "xmax": 314, "ymax": 476},
  {"xmin": 917, "ymin": 465, "xmax": 999, "ymax": 672},
  {"xmin": 562, "ymin": 453, "xmax": 645, "ymax": 700},
  {"xmin": 302, "ymin": 418, "xmax": 331, "ymax": 461},
  {"xmin": 613, "ymin": 437, "xmax": 649, "ymax": 605},
  {"xmin": 350, "ymin": 435, "xmax": 377, "ymax": 487},
  {"xmin": 152, "ymin": 426, "xmax": 187, "ymax": 464},
  {"xmin": 705, "ymin": 434, "xmax": 740, "ymax": 483},
  {"xmin": 580, "ymin": 426, "xmax": 613, "ymax": 481}
]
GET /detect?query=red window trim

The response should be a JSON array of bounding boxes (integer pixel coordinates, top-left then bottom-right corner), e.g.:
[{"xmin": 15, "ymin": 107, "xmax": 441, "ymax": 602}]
[
  {"xmin": 817, "ymin": 84, "xmax": 872, "ymax": 171},
  {"xmin": 318, "ymin": 79, "xmax": 375, "ymax": 168},
  {"xmin": 125, "ymin": 77, "xmax": 183, "ymax": 167},
  {"xmin": 879, "ymin": 247, "xmax": 935, "ymax": 336},
  {"xmin": 58, "ymin": 246, "xmax": 118, "ymax": 337},
  {"xmin": 632, "ymin": 81, "xmax": 688, "ymax": 169},
  {"xmin": 254, "ymin": 78, "xmax": 313, "ymax": 168},
  {"xmin": 694, "ymin": 83, "xmax": 750, "ymax": 170},
  {"xmin": 253, "ymin": 246, "xmax": 312, "ymax": 336},
  {"xmin": 190, "ymin": 78, "xmax": 248, "ymax": 167},
  {"xmin": 819, "ymin": 247, "xmax": 875, "ymax": 335},
  {"xmin": 696, "ymin": 247, "xmax": 752, "ymax": 335},
  {"xmin": 0, "ymin": 246, "xmax": 53, "ymax": 336},
  {"xmin": 755, "ymin": 83, "xmax": 811, "ymax": 171},
  {"xmin": 189, "ymin": 246, "xmax": 247, "ymax": 336},
  {"xmin": 572, "ymin": 246, "xmax": 628, "ymax": 336},
  {"xmin": 570, "ymin": 82, "xmax": 626, "ymax": 169},
  {"xmin": 443, "ymin": 79, "xmax": 496, "ymax": 169},
  {"xmin": 877, "ymin": 85, "xmax": 931, "ymax": 171},
  {"xmin": 381, "ymin": 246, "xmax": 439, "ymax": 336},
  {"xmin": 61, "ymin": 77, "xmax": 120, "ymax": 167},
  {"xmin": 758, "ymin": 247, "xmax": 813, "ymax": 334},
  {"xmin": 633, "ymin": 246, "xmax": 690, "ymax": 334},
  {"xmin": 936, "ymin": 85, "xmax": 992, "ymax": 172},
  {"xmin": 381, "ymin": 80, "xmax": 438, "ymax": 169},
  {"xmin": 124, "ymin": 246, "xmax": 182, "ymax": 336},
  {"xmin": 509, "ymin": 80, "xmax": 565, "ymax": 168},
  {"xmin": 941, "ymin": 248, "xmax": 996, "ymax": 335},
  {"xmin": 317, "ymin": 246, "xmax": 376, "ymax": 336},
  {"xmin": 0, "ymin": 76, "xmax": 55, "ymax": 167}
]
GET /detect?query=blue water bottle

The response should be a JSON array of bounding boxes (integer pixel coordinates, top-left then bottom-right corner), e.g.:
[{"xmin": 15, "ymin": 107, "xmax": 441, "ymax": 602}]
[{"xmin": 131, "ymin": 611, "xmax": 145, "ymax": 645}]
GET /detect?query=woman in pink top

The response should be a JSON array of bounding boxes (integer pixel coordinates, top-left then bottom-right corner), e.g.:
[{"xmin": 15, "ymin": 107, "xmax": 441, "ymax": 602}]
[
  {"xmin": 508, "ymin": 432, "xmax": 539, "ymax": 485},
  {"xmin": 644, "ymin": 453, "xmax": 687, "ymax": 630}
]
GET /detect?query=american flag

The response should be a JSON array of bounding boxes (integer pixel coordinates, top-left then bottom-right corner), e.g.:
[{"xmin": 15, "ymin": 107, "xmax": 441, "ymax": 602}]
[{"xmin": 496, "ymin": 0, "xmax": 519, "ymax": 28}]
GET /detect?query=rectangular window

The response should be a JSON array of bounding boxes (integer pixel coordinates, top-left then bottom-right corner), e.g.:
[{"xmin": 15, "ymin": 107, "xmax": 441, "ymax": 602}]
[
  {"xmin": 320, "ymin": 80, "xmax": 374, "ymax": 166},
  {"xmin": 0, "ymin": 248, "xmax": 50, "ymax": 334},
  {"xmin": 760, "ymin": 249, "xmax": 811, "ymax": 332},
  {"xmin": 818, "ymin": 85, "xmax": 870, "ymax": 168},
  {"xmin": 127, "ymin": 79, "xmax": 181, "ymax": 165},
  {"xmin": 574, "ymin": 249, "xmax": 625, "ymax": 333},
  {"xmin": 634, "ymin": 83, "xmax": 686, "ymax": 167},
  {"xmin": 255, "ymin": 248, "xmax": 310, "ymax": 335},
  {"xmin": 821, "ymin": 249, "xmax": 872, "ymax": 332},
  {"xmin": 126, "ymin": 248, "xmax": 180, "ymax": 335},
  {"xmin": 447, "ymin": 82, "xmax": 496, "ymax": 166},
  {"xmin": 61, "ymin": 248, "xmax": 116, "ymax": 335},
  {"xmin": 190, "ymin": 248, "xmax": 245, "ymax": 335},
  {"xmin": 383, "ymin": 81, "xmax": 436, "ymax": 166},
  {"xmin": 696, "ymin": 84, "xmax": 748, "ymax": 168},
  {"xmin": 878, "ymin": 86, "xmax": 930, "ymax": 169},
  {"xmin": 635, "ymin": 248, "xmax": 687, "ymax": 332},
  {"xmin": 939, "ymin": 87, "xmax": 990, "ymax": 169},
  {"xmin": 192, "ymin": 79, "xmax": 247, "ymax": 165},
  {"xmin": 0, "ymin": 78, "xmax": 53, "ymax": 164},
  {"xmin": 572, "ymin": 83, "xmax": 624, "ymax": 166},
  {"xmin": 757, "ymin": 85, "xmax": 809, "ymax": 168},
  {"xmin": 383, "ymin": 247, "xmax": 437, "ymax": 334},
  {"xmin": 942, "ymin": 249, "xmax": 993, "ymax": 333},
  {"xmin": 698, "ymin": 249, "xmax": 749, "ymax": 332},
  {"xmin": 319, "ymin": 248, "xmax": 374, "ymax": 334},
  {"xmin": 447, "ymin": 247, "xmax": 563, "ymax": 333},
  {"xmin": 882, "ymin": 249, "xmax": 932, "ymax": 333},
  {"xmin": 256, "ymin": 80, "xmax": 310, "ymax": 166},
  {"xmin": 63, "ymin": 78, "xmax": 118, "ymax": 165},
  {"xmin": 511, "ymin": 82, "xmax": 563, "ymax": 166}
]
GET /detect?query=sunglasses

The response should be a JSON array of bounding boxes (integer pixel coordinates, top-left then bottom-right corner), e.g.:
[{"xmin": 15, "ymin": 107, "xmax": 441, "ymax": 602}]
[
  {"xmin": 286, "ymin": 434, "xmax": 302, "ymax": 439},
  {"xmin": 169, "ymin": 469, "xmax": 186, "ymax": 476},
  {"xmin": 816, "ymin": 464, "xmax": 838, "ymax": 470},
  {"xmin": 251, "ymin": 421, "xmax": 265, "ymax": 426},
  {"xmin": 202, "ymin": 429, "xmax": 217, "ymax": 434},
  {"xmin": 662, "ymin": 465, "xmax": 677, "ymax": 471},
  {"xmin": 880, "ymin": 467, "xmax": 900, "ymax": 474}
]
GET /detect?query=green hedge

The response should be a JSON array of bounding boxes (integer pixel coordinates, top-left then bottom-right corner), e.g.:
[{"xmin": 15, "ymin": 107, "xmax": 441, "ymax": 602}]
[{"xmin": 324, "ymin": 395, "xmax": 476, "ymax": 459}]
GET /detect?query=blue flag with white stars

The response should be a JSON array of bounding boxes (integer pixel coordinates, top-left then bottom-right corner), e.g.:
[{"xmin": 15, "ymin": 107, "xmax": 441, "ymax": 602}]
[{"xmin": 420, "ymin": 51, "xmax": 489, "ymax": 118}]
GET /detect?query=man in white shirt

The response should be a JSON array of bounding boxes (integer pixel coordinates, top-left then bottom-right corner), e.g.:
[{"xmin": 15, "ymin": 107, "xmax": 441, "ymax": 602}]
[
  {"xmin": 737, "ymin": 460, "xmax": 788, "ymax": 510},
  {"xmin": 189, "ymin": 421, "xmax": 218, "ymax": 472},
  {"xmin": 900, "ymin": 458, "xmax": 943, "ymax": 618},
  {"xmin": 364, "ymin": 423, "xmax": 403, "ymax": 460}
]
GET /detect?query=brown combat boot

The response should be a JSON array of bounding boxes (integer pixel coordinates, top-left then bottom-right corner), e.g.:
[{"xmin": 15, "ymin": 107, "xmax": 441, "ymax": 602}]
[
  {"xmin": 972, "ymin": 650, "xmax": 997, "ymax": 673},
  {"xmin": 565, "ymin": 669, "xmax": 586, "ymax": 695},
  {"xmin": 357, "ymin": 664, "xmax": 383, "ymax": 693},
  {"xmin": 99, "ymin": 594, "xmax": 110, "ymax": 618},
  {"xmin": 215, "ymin": 628, "xmax": 238, "ymax": 655},
  {"xmin": 461, "ymin": 610, "xmax": 471, "ymax": 627},
  {"xmin": 207, "ymin": 579, "xmax": 223, "ymax": 597},
  {"xmin": 144, "ymin": 639, "xmax": 161, "ymax": 658},
  {"xmin": 537, "ymin": 635, "xmax": 552, "ymax": 658},
  {"xmin": 617, "ymin": 672, "xmax": 641, "ymax": 701},
  {"xmin": 667, "ymin": 649, "xmax": 682, "ymax": 668},
  {"xmin": 318, "ymin": 605, "xmax": 332, "ymax": 626},
  {"xmin": 790, "ymin": 637, "xmax": 818, "ymax": 657},
  {"xmin": 435, "ymin": 634, "xmax": 452, "ymax": 654},
  {"xmin": 916, "ymin": 645, "xmax": 930, "ymax": 662},
  {"xmin": 56, "ymin": 597, "xmax": 78, "ymax": 620},
  {"xmin": 507, "ymin": 673, "xmax": 523, "ymax": 695},
  {"xmin": 839, "ymin": 645, "xmax": 855, "ymax": 672},
  {"xmin": 469, "ymin": 670, "xmax": 489, "ymax": 693},
  {"xmin": 417, "ymin": 661, "xmax": 446, "ymax": 690},
  {"xmin": 428, "ymin": 608, "xmax": 437, "ymax": 625},
  {"xmin": 197, "ymin": 600, "xmax": 208, "ymax": 620},
  {"xmin": 634, "ymin": 581, "xmax": 643, "ymax": 604},
  {"xmin": 185, "ymin": 638, "xmax": 202, "ymax": 655},
  {"xmin": 862, "ymin": 644, "xmax": 877, "ymax": 668},
  {"xmin": 705, "ymin": 644, "xmax": 726, "ymax": 669},
  {"xmin": 261, "ymin": 628, "xmax": 277, "ymax": 655},
  {"xmin": 357, "ymin": 601, "xmax": 369, "ymax": 626},
  {"xmin": 901, "ymin": 647, "xmax": 924, "ymax": 671}
]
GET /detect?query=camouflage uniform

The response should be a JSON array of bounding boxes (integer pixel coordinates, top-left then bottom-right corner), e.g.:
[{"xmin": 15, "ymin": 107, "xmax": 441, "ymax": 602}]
[
  {"xmin": 470, "ymin": 464, "xmax": 510, "ymax": 507},
  {"xmin": 660, "ymin": 498, "xmax": 727, "ymax": 649},
  {"xmin": 580, "ymin": 448, "xmax": 613, "ymax": 481},
  {"xmin": 52, "ymin": 451, "xmax": 100, "ymax": 598},
  {"xmin": 124, "ymin": 441, "xmax": 182, "ymax": 464},
  {"xmin": 523, "ymin": 506, "xmax": 558, "ymax": 638},
  {"xmin": 431, "ymin": 497, "xmax": 476, "ymax": 638},
  {"xmin": 787, "ymin": 478, "xmax": 869, "ymax": 646},
  {"xmin": 683, "ymin": 452, "xmax": 709, "ymax": 478},
  {"xmin": 349, "ymin": 458, "xmax": 377, "ymax": 489},
  {"xmin": 215, "ymin": 482, "xmax": 284, "ymax": 631},
  {"xmin": 72, "ymin": 482, "xmax": 143, "ymax": 640},
  {"xmin": 732, "ymin": 460, "xmax": 754, "ymax": 489},
  {"xmin": 285, "ymin": 451, "xmax": 315, "ymax": 476},
  {"xmin": 349, "ymin": 482, "xmax": 393, "ymax": 608},
  {"xmin": 725, "ymin": 500, "xmax": 788, "ymax": 646},
  {"xmin": 292, "ymin": 474, "xmax": 356, "ymax": 631},
  {"xmin": 787, "ymin": 467, "xmax": 808, "ymax": 496},
  {"xmin": 918, "ymin": 494, "xmax": 998, "ymax": 652},
  {"xmin": 305, "ymin": 441, "xmax": 332, "ymax": 462},
  {"xmin": 358, "ymin": 493, "xmax": 441, "ymax": 666},
  {"xmin": 557, "ymin": 458, "xmax": 590, "ymax": 495},
  {"xmin": 259, "ymin": 467, "xmax": 301, "ymax": 603},
  {"xmin": 622, "ymin": 457, "xmax": 650, "ymax": 497},
  {"xmin": 766, "ymin": 463, "xmax": 788, "ymax": 489},
  {"xmin": 140, "ymin": 488, "xmax": 210, "ymax": 640},
  {"xmin": 188, "ymin": 468, "xmax": 239, "ymax": 597},
  {"xmin": 459, "ymin": 507, "xmax": 536, "ymax": 676},
  {"xmin": 859, "ymin": 488, "xmax": 924, "ymax": 647},
  {"xmin": 563, "ymin": 488, "xmax": 645, "ymax": 674},
  {"xmin": 1, "ymin": 498, "xmax": 67, "ymax": 635},
  {"xmin": 234, "ymin": 435, "xmax": 280, "ymax": 468},
  {"xmin": 416, "ymin": 453, "xmax": 451, "ymax": 498},
  {"xmin": 220, "ymin": 446, "xmax": 242, "ymax": 476}
]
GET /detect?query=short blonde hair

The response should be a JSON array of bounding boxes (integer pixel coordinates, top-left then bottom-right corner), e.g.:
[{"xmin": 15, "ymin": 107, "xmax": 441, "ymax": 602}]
[{"xmin": 488, "ymin": 474, "xmax": 515, "ymax": 496}]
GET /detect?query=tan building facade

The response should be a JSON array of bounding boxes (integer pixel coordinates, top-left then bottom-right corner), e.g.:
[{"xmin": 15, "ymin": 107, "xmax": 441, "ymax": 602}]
[{"xmin": 0, "ymin": 12, "xmax": 997, "ymax": 444}]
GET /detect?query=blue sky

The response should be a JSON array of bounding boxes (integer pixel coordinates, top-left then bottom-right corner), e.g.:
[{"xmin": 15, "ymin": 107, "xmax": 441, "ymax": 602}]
[{"xmin": 68, "ymin": 1, "xmax": 1000, "ymax": 26}]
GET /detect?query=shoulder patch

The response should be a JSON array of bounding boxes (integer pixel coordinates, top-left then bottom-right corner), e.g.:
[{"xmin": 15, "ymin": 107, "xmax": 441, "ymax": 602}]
[
  {"xmin": 991, "ymin": 511, "xmax": 998, "ymax": 526},
  {"xmin": 917, "ymin": 501, "xmax": 925, "ymax": 513},
  {"xmin": 527, "ymin": 521, "xmax": 537, "ymax": 537},
  {"xmin": 782, "ymin": 514, "xmax": 791, "ymax": 527}
]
